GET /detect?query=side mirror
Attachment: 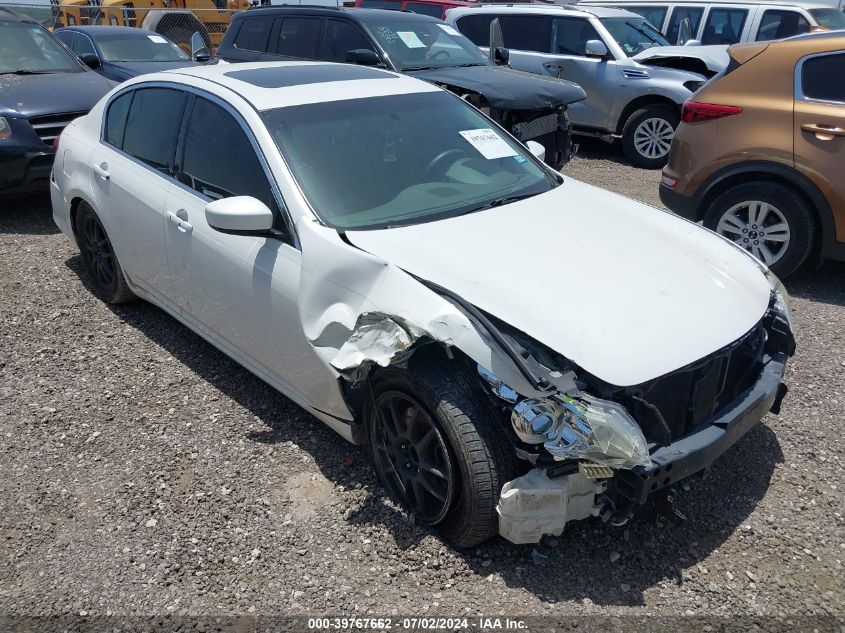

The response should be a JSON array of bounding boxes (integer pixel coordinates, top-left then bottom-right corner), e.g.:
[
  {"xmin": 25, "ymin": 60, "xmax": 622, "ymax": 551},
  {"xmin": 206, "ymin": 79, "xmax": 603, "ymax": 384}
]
[
  {"xmin": 205, "ymin": 196, "xmax": 273, "ymax": 234},
  {"xmin": 79, "ymin": 52, "xmax": 101, "ymax": 69},
  {"xmin": 191, "ymin": 31, "xmax": 210, "ymax": 62},
  {"xmin": 585, "ymin": 39, "xmax": 608, "ymax": 58},
  {"xmin": 493, "ymin": 46, "xmax": 509, "ymax": 65},
  {"xmin": 684, "ymin": 39, "xmax": 701, "ymax": 46},
  {"xmin": 346, "ymin": 49, "xmax": 381, "ymax": 66},
  {"xmin": 526, "ymin": 140, "xmax": 545, "ymax": 163}
]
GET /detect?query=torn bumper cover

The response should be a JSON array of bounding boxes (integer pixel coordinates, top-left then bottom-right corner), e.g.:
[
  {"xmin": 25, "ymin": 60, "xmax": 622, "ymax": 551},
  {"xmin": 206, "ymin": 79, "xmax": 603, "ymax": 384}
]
[{"xmin": 496, "ymin": 352, "xmax": 788, "ymax": 543}]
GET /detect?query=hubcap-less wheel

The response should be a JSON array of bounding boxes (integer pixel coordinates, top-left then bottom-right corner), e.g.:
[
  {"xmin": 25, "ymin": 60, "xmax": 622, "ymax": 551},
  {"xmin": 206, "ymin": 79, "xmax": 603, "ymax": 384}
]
[
  {"xmin": 81, "ymin": 213, "xmax": 115, "ymax": 288},
  {"xmin": 716, "ymin": 200, "xmax": 791, "ymax": 266},
  {"xmin": 633, "ymin": 117, "xmax": 674, "ymax": 160},
  {"xmin": 371, "ymin": 392, "xmax": 454, "ymax": 525}
]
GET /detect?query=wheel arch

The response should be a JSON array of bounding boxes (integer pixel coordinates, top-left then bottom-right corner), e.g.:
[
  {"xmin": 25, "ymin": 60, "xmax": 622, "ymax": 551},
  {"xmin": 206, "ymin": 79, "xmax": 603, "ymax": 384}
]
[
  {"xmin": 615, "ymin": 95, "xmax": 679, "ymax": 135},
  {"xmin": 697, "ymin": 161, "xmax": 839, "ymax": 259}
]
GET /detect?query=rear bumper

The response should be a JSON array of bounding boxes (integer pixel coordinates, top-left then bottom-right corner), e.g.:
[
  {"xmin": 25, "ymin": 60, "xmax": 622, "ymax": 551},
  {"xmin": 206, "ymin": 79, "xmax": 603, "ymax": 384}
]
[
  {"xmin": 609, "ymin": 352, "xmax": 788, "ymax": 508},
  {"xmin": 659, "ymin": 183, "xmax": 701, "ymax": 221},
  {"xmin": 0, "ymin": 146, "xmax": 55, "ymax": 196}
]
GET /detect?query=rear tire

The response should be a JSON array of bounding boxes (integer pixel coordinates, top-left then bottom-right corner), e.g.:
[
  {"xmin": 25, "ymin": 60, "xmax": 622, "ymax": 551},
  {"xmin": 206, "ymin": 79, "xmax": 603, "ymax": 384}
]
[
  {"xmin": 622, "ymin": 104, "xmax": 679, "ymax": 169},
  {"xmin": 75, "ymin": 202, "xmax": 135, "ymax": 304},
  {"xmin": 702, "ymin": 181, "xmax": 815, "ymax": 278},
  {"xmin": 366, "ymin": 361, "xmax": 517, "ymax": 548}
]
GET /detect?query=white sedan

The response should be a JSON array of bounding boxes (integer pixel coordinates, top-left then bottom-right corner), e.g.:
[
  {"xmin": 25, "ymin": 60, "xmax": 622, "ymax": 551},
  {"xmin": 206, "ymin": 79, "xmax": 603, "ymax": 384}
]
[{"xmin": 52, "ymin": 61, "xmax": 795, "ymax": 546}]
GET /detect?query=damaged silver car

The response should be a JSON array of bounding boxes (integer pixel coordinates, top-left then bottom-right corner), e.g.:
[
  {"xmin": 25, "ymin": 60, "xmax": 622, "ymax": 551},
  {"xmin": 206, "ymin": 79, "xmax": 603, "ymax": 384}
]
[{"xmin": 53, "ymin": 61, "xmax": 795, "ymax": 547}]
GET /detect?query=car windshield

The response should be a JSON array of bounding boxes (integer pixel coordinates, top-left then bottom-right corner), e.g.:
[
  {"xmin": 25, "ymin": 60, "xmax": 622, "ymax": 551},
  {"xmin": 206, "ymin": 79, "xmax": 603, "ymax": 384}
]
[
  {"xmin": 97, "ymin": 33, "xmax": 189, "ymax": 62},
  {"xmin": 365, "ymin": 21, "xmax": 490, "ymax": 71},
  {"xmin": 600, "ymin": 17, "xmax": 670, "ymax": 55},
  {"xmin": 262, "ymin": 91, "xmax": 555, "ymax": 231},
  {"xmin": 0, "ymin": 22, "xmax": 84, "ymax": 74},
  {"xmin": 809, "ymin": 8, "xmax": 845, "ymax": 29}
]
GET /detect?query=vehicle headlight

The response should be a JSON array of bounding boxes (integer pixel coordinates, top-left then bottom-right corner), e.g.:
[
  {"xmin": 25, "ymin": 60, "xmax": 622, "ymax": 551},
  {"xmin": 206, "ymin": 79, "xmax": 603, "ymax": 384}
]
[
  {"xmin": 511, "ymin": 393, "xmax": 651, "ymax": 469},
  {"xmin": 0, "ymin": 117, "xmax": 11, "ymax": 140},
  {"xmin": 765, "ymin": 269, "xmax": 794, "ymax": 331}
]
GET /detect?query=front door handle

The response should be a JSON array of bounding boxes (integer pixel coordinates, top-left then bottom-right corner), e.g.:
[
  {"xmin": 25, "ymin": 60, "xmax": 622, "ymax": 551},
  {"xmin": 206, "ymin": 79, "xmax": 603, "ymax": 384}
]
[
  {"xmin": 92, "ymin": 162, "xmax": 110, "ymax": 180},
  {"xmin": 801, "ymin": 123, "xmax": 845, "ymax": 140},
  {"xmin": 167, "ymin": 210, "xmax": 193, "ymax": 234}
]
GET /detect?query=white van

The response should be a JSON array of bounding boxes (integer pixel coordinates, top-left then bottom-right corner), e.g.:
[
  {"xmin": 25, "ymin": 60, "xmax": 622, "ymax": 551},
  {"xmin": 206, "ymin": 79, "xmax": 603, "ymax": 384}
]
[{"xmin": 581, "ymin": 0, "xmax": 845, "ymax": 44}]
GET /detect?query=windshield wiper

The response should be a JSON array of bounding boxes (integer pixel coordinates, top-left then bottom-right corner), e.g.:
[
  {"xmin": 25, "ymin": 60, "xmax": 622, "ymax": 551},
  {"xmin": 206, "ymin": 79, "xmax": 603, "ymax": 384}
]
[
  {"xmin": 0, "ymin": 70, "xmax": 56, "ymax": 75},
  {"xmin": 454, "ymin": 192, "xmax": 540, "ymax": 217},
  {"xmin": 402, "ymin": 65, "xmax": 436, "ymax": 71}
]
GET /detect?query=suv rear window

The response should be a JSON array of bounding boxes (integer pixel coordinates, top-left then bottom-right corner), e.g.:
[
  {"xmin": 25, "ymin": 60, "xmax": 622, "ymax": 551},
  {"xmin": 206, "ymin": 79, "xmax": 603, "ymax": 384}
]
[{"xmin": 234, "ymin": 17, "xmax": 273, "ymax": 51}]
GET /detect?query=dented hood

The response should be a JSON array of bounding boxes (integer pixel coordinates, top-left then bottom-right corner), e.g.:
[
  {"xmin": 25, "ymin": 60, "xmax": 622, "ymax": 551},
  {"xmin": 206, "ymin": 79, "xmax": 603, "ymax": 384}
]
[
  {"xmin": 346, "ymin": 178, "xmax": 771, "ymax": 387},
  {"xmin": 407, "ymin": 65, "xmax": 586, "ymax": 110},
  {"xmin": 633, "ymin": 45, "xmax": 730, "ymax": 74}
]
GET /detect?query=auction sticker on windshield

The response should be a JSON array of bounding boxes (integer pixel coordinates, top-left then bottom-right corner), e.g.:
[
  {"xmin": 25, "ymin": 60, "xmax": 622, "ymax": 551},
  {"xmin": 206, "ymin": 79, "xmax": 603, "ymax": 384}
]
[
  {"xmin": 148, "ymin": 35, "xmax": 168, "ymax": 43},
  {"xmin": 397, "ymin": 31, "xmax": 426, "ymax": 48},
  {"xmin": 459, "ymin": 129, "xmax": 518, "ymax": 160},
  {"xmin": 437, "ymin": 23, "xmax": 461, "ymax": 36}
]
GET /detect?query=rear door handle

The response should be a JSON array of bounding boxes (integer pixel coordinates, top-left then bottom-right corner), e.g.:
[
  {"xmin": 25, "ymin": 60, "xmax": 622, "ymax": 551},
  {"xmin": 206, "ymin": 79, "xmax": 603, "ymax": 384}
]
[
  {"xmin": 167, "ymin": 210, "xmax": 193, "ymax": 234},
  {"xmin": 92, "ymin": 162, "xmax": 110, "ymax": 180},
  {"xmin": 801, "ymin": 123, "xmax": 845, "ymax": 139}
]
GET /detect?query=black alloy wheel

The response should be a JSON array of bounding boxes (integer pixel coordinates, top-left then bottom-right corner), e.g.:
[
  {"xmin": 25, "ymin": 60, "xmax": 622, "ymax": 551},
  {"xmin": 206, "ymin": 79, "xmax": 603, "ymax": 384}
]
[
  {"xmin": 80, "ymin": 211, "xmax": 115, "ymax": 289},
  {"xmin": 370, "ymin": 391, "xmax": 455, "ymax": 525}
]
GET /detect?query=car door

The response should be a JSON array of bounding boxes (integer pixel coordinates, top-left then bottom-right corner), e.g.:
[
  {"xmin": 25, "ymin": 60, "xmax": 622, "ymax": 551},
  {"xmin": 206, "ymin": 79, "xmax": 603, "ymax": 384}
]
[
  {"xmin": 89, "ymin": 87, "xmax": 187, "ymax": 304},
  {"xmin": 794, "ymin": 51, "xmax": 845, "ymax": 246},
  {"xmin": 162, "ymin": 94, "xmax": 330, "ymax": 404},
  {"xmin": 536, "ymin": 16, "xmax": 617, "ymax": 130}
]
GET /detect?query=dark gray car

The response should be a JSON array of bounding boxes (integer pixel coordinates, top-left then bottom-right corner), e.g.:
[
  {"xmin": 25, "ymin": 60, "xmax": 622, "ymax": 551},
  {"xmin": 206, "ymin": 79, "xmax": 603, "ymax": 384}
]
[{"xmin": 216, "ymin": 7, "xmax": 586, "ymax": 169}]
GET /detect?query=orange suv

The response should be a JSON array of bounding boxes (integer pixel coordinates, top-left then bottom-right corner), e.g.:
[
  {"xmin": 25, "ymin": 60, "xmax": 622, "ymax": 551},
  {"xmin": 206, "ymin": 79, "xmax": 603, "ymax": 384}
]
[{"xmin": 660, "ymin": 33, "xmax": 845, "ymax": 277}]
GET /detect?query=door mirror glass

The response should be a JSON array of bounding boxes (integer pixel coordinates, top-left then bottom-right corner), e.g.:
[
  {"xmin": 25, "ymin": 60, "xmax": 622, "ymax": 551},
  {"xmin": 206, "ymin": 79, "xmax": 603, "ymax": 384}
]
[
  {"xmin": 526, "ymin": 140, "xmax": 545, "ymax": 162},
  {"xmin": 584, "ymin": 39, "xmax": 608, "ymax": 58},
  {"xmin": 79, "ymin": 52, "xmax": 101, "ymax": 69},
  {"xmin": 191, "ymin": 31, "xmax": 210, "ymax": 62},
  {"xmin": 205, "ymin": 196, "xmax": 274, "ymax": 234},
  {"xmin": 346, "ymin": 48, "xmax": 381, "ymax": 65},
  {"xmin": 493, "ymin": 46, "xmax": 509, "ymax": 65}
]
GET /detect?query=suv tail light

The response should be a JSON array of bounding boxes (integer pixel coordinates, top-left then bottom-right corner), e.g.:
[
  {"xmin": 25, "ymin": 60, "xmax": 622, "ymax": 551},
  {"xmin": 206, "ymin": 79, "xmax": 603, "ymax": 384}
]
[
  {"xmin": 52, "ymin": 135, "xmax": 60, "ymax": 153},
  {"xmin": 681, "ymin": 101, "xmax": 743, "ymax": 124}
]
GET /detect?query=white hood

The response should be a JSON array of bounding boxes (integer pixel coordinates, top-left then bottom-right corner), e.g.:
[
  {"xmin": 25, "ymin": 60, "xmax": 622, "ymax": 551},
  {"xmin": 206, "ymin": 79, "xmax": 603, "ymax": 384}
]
[
  {"xmin": 346, "ymin": 178, "xmax": 771, "ymax": 387},
  {"xmin": 633, "ymin": 45, "xmax": 730, "ymax": 74}
]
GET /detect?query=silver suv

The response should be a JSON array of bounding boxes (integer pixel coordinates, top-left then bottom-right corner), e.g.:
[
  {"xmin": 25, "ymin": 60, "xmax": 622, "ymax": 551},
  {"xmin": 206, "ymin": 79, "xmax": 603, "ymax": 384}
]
[{"xmin": 446, "ymin": 4, "xmax": 728, "ymax": 167}]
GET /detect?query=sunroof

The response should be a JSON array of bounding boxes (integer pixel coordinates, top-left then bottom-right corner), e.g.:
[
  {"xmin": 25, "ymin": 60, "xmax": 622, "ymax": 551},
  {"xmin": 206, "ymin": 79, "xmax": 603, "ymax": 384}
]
[{"xmin": 224, "ymin": 65, "xmax": 395, "ymax": 88}]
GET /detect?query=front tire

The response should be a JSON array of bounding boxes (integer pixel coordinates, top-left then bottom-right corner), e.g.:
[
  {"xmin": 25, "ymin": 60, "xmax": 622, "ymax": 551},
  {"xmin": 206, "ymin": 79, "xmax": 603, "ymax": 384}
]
[
  {"xmin": 622, "ymin": 105, "xmax": 679, "ymax": 169},
  {"xmin": 702, "ymin": 181, "xmax": 815, "ymax": 278},
  {"xmin": 75, "ymin": 202, "xmax": 135, "ymax": 304},
  {"xmin": 366, "ymin": 362, "xmax": 517, "ymax": 548}
]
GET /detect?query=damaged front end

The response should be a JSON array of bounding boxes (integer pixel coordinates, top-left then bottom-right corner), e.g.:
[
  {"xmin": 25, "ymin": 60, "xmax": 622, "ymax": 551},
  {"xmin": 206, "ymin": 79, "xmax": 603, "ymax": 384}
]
[{"xmin": 473, "ymin": 286, "xmax": 794, "ymax": 544}]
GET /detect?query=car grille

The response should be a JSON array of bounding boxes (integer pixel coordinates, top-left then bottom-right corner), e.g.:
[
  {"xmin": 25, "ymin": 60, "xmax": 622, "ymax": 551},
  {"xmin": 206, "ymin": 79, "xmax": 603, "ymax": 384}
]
[
  {"xmin": 511, "ymin": 113, "xmax": 559, "ymax": 141},
  {"xmin": 627, "ymin": 321, "xmax": 767, "ymax": 444},
  {"xmin": 27, "ymin": 112, "xmax": 86, "ymax": 147}
]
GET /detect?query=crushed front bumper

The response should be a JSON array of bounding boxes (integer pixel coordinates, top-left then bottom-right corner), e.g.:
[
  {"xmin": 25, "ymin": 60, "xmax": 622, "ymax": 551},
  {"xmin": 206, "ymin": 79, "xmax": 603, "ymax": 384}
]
[{"xmin": 607, "ymin": 352, "xmax": 788, "ymax": 512}]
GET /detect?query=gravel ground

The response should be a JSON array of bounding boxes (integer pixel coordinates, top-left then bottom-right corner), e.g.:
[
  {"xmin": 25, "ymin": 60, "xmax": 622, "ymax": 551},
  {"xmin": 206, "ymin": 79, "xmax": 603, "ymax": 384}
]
[{"xmin": 1, "ymin": 143, "xmax": 843, "ymax": 630}]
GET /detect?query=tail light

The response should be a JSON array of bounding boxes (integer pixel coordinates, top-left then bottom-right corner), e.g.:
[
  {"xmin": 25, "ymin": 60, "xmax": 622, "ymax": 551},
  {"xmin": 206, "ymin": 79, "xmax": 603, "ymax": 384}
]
[
  {"xmin": 681, "ymin": 101, "xmax": 743, "ymax": 124},
  {"xmin": 52, "ymin": 135, "xmax": 60, "ymax": 153}
]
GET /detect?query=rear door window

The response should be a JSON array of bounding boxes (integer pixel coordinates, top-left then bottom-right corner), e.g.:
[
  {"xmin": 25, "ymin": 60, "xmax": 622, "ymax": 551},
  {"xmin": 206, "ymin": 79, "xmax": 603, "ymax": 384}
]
[
  {"xmin": 701, "ymin": 8, "xmax": 747, "ymax": 45},
  {"xmin": 274, "ymin": 17, "xmax": 320, "ymax": 58},
  {"xmin": 626, "ymin": 6, "xmax": 668, "ymax": 31},
  {"xmin": 234, "ymin": 16, "xmax": 273, "ymax": 51},
  {"xmin": 800, "ymin": 53, "xmax": 845, "ymax": 103},
  {"xmin": 121, "ymin": 88, "xmax": 186, "ymax": 174},
  {"xmin": 755, "ymin": 9, "xmax": 810, "ymax": 41},
  {"xmin": 666, "ymin": 6, "xmax": 703, "ymax": 44}
]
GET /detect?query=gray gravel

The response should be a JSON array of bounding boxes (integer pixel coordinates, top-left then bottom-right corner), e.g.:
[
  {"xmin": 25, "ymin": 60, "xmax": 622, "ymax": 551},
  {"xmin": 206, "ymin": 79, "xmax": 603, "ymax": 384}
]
[{"xmin": 1, "ymin": 146, "xmax": 843, "ymax": 628}]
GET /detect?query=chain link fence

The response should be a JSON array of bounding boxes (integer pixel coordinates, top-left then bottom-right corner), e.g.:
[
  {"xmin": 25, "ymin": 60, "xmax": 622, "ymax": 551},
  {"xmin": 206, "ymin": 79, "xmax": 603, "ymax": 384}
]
[{"xmin": 1, "ymin": 1, "xmax": 248, "ymax": 51}]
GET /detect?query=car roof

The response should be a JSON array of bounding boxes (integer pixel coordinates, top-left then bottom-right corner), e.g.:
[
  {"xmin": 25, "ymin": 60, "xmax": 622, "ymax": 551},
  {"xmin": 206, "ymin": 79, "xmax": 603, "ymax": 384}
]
[
  {"xmin": 56, "ymin": 25, "xmax": 158, "ymax": 37},
  {"xmin": 143, "ymin": 60, "xmax": 441, "ymax": 111},
  {"xmin": 448, "ymin": 4, "xmax": 638, "ymax": 18},
  {"xmin": 238, "ymin": 5, "xmax": 441, "ymax": 22}
]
